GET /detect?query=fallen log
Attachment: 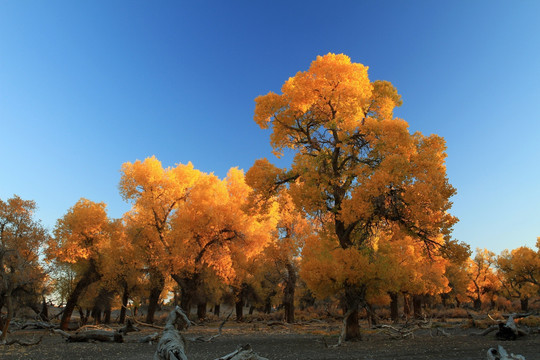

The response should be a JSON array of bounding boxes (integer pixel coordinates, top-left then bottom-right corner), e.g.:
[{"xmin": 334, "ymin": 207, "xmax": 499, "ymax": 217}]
[
  {"xmin": 21, "ymin": 321, "xmax": 57, "ymax": 330},
  {"xmin": 1, "ymin": 335, "xmax": 43, "ymax": 346},
  {"xmin": 154, "ymin": 306, "xmax": 190, "ymax": 360},
  {"xmin": 52, "ymin": 328, "xmax": 123, "ymax": 343},
  {"xmin": 487, "ymin": 345, "xmax": 525, "ymax": 360},
  {"xmin": 137, "ymin": 332, "xmax": 160, "ymax": 344},
  {"xmin": 214, "ymin": 344, "xmax": 269, "ymax": 360},
  {"xmin": 471, "ymin": 314, "xmax": 529, "ymax": 339}
]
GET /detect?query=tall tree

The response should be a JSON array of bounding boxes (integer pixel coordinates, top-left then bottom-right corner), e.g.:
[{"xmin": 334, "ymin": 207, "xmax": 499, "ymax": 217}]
[
  {"xmin": 168, "ymin": 168, "xmax": 277, "ymax": 316},
  {"xmin": 0, "ymin": 196, "xmax": 48, "ymax": 343},
  {"xmin": 497, "ymin": 246, "xmax": 540, "ymax": 311},
  {"xmin": 466, "ymin": 248, "xmax": 499, "ymax": 310},
  {"xmin": 47, "ymin": 198, "xmax": 112, "ymax": 330},
  {"xmin": 119, "ymin": 156, "xmax": 201, "ymax": 322},
  {"xmin": 247, "ymin": 53, "xmax": 457, "ymax": 340}
]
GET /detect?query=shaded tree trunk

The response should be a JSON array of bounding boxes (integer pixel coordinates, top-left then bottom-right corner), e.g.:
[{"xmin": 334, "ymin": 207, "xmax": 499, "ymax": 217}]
[
  {"xmin": 60, "ymin": 261, "xmax": 101, "ymax": 331},
  {"xmin": 197, "ymin": 302, "xmax": 207, "ymax": 320},
  {"xmin": 0, "ymin": 291, "xmax": 13, "ymax": 342},
  {"xmin": 520, "ymin": 297, "xmax": 529, "ymax": 312},
  {"xmin": 235, "ymin": 299, "xmax": 244, "ymax": 322},
  {"xmin": 213, "ymin": 304, "xmax": 220, "ymax": 316},
  {"xmin": 283, "ymin": 262, "xmax": 297, "ymax": 323},
  {"xmin": 403, "ymin": 293, "xmax": 411, "ymax": 318},
  {"xmin": 40, "ymin": 297, "xmax": 49, "ymax": 322},
  {"xmin": 119, "ymin": 284, "xmax": 129, "ymax": 324},
  {"xmin": 343, "ymin": 285, "xmax": 363, "ymax": 341},
  {"xmin": 413, "ymin": 295, "xmax": 422, "ymax": 319},
  {"xmin": 473, "ymin": 297, "xmax": 482, "ymax": 311},
  {"xmin": 146, "ymin": 271, "xmax": 165, "ymax": 324},
  {"xmin": 389, "ymin": 292, "xmax": 399, "ymax": 323}
]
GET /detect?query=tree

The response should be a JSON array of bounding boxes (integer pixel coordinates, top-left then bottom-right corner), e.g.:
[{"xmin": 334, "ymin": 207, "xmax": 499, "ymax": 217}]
[
  {"xmin": 262, "ymin": 191, "xmax": 312, "ymax": 323},
  {"xmin": 497, "ymin": 246, "xmax": 540, "ymax": 311},
  {"xmin": 47, "ymin": 198, "xmax": 113, "ymax": 330},
  {"xmin": 168, "ymin": 167, "xmax": 277, "ymax": 318},
  {"xmin": 119, "ymin": 156, "xmax": 201, "ymax": 322},
  {"xmin": 247, "ymin": 53, "xmax": 457, "ymax": 340},
  {"xmin": 0, "ymin": 196, "xmax": 49, "ymax": 343},
  {"xmin": 466, "ymin": 248, "xmax": 499, "ymax": 310}
]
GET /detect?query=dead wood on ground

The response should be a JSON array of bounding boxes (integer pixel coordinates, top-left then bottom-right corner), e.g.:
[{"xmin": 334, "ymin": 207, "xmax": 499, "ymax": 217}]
[{"xmin": 52, "ymin": 328, "xmax": 123, "ymax": 343}]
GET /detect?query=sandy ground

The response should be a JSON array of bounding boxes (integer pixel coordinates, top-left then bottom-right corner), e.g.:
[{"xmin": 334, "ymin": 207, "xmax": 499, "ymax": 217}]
[{"xmin": 1, "ymin": 320, "xmax": 538, "ymax": 359}]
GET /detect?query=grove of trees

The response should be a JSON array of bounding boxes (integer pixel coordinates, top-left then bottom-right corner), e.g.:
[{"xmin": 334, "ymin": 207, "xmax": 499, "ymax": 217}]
[{"xmin": 1, "ymin": 54, "xmax": 539, "ymax": 344}]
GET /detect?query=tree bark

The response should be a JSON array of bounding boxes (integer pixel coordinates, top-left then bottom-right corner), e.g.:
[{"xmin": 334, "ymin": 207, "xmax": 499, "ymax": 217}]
[
  {"xmin": 520, "ymin": 297, "xmax": 529, "ymax": 312},
  {"xmin": 0, "ymin": 291, "xmax": 13, "ymax": 342},
  {"xmin": 146, "ymin": 271, "xmax": 165, "ymax": 324},
  {"xmin": 403, "ymin": 293, "xmax": 411, "ymax": 317},
  {"xmin": 235, "ymin": 299, "xmax": 244, "ymax": 322},
  {"xmin": 413, "ymin": 295, "xmax": 422, "ymax": 319},
  {"xmin": 390, "ymin": 292, "xmax": 399, "ymax": 323},
  {"xmin": 343, "ymin": 285, "xmax": 362, "ymax": 341},
  {"xmin": 473, "ymin": 297, "xmax": 482, "ymax": 311},
  {"xmin": 283, "ymin": 262, "xmax": 296, "ymax": 323},
  {"xmin": 213, "ymin": 304, "xmax": 220, "ymax": 316},
  {"xmin": 119, "ymin": 284, "xmax": 129, "ymax": 324},
  {"xmin": 197, "ymin": 302, "xmax": 207, "ymax": 320},
  {"xmin": 60, "ymin": 261, "xmax": 101, "ymax": 331}
]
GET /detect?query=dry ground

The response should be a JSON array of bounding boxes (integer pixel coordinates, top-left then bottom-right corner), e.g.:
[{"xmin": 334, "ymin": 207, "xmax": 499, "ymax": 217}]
[{"xmin": 1, "ymin": 319, "xmax": 538, "ymax": 359}]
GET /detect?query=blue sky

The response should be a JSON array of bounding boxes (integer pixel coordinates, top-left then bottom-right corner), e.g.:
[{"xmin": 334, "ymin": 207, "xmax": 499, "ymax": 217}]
[{"xmin": 1, "ymin": 1, "xmax": 539, "ymax": 254}]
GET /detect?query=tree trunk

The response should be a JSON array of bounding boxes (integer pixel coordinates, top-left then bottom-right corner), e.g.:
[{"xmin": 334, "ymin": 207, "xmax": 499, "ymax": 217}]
[
  {"xmin": 60, "ymin": 262, "xmax": 101, "ymax": 331},
  {"xmin": 40, "ymin": 297, "xmax": 49, "ymax": 322},
  {"xmin": 283, "ymin": 262, "xmax": 296, "ymax": 323},
  {"xmin": 119, "ymin": 284, "xmax": 129, "ymax": 324},
  {"xmin": 0, "ymin": 291, "xmax": 13, "ymax": 342},
  {"xmin": 213, "ymin": 304, "xmax": 220, "ymax": 316},
  {"xmin": 390, "ymin": 292, "xmax": 399, "ymax": 323},
  {"xmin": 520, "ymin": 297, "xmax": 529, "ymax": 312},
  {"xmin": 344, "ymin": 309, "xmax": 360, "ymax": 341},
  {"xmin": 197, "ymin": 302, "xmax": 207, "ymax": 320},
  {"xmin": 473, "ymin": 297, "xmax": 482, "ymax": 311},
  {"xmin": 235, "ymin": 299, "xmax": 244, "ymax": 322},
  {"xmin": 104, "ymin": 307, "xmax": 111, "ymax": 324},
  {"xmin": 78, "ymin": 306, "xmax": 88, "ymax": 325},
  {"xmin": 146, "ymin": 271, "xmax": 165, "ymax": 324},
  {"xmin": 413, "ymin": 295, "xmax": 422, "ymax": 319},
  {"xmin": 343, "ymin": 285, "xmax": 362, "ymax": 341},
  {"xmin": 403, "ymin": 293, "xmax": 411, "ymax": 318}
]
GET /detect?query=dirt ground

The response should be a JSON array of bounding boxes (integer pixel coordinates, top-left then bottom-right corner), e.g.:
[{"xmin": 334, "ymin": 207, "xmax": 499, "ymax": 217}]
[{"xmin": 1, "ymin": 320, "xmax": 538, "ymax": 360}]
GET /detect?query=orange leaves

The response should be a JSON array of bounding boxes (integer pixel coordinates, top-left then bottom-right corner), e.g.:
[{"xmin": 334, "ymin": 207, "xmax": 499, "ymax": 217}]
[{"xmin": 51, "ymin": 198, "xmax": 111, "ymax": 264}]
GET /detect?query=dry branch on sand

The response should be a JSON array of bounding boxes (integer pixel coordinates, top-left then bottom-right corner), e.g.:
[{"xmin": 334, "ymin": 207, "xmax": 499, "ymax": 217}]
[
  {"xmin": 52, "ymin": 328, "xmax": 123, "ymax": 343},
  {"xmin": 471, "ymin": 314, "xmax": 530, "ymax": 340},
  {"xmin": 0, "ymin": 335, "xmax": 43, "ymax": 346}
]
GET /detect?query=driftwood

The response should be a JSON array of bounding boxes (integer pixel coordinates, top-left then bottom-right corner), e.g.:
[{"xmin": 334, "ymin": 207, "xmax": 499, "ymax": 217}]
[
  {"xmin": 191, "ymin": 310, "xmax": 233, "ymax": 343},
  {"xmin": 487, "ymin": 345, "xmax": 526, "ymax": 360},
  {"xmin": 155, "ymin": 307, "xmax": 269, "ymax": 360},
  {"xmin": 471, "ymin": 314, "xmax": 529, "ymax": 340},
  {"xmin": 21, "ymin": 321, "xmax": 57, "ymax": 330},
  {"xmin": 137, "ymin": 332, "xmax": 160, "ymax": 344},
  {"xmin": 375, "ymin": 319, "xmax": 433, "ymax": 340},
  {"xmin": 154, "ymin": 306, "xmax": 191, "ymax": 360},
  {"xmin": 52, "ymin": 328, "xmax": 123, "ymax": 343},
  {"xmin": 213, "ymin": 344, "xmax": 269, "ymax": 360},
  {"xmin": 1, "ymin": 335, "xmax": 44, "ymax": 346}
]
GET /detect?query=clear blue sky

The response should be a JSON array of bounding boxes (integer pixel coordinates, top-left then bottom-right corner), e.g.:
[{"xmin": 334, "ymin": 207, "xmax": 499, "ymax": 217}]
[{"xmin": 1, "ymin": 1, "xmax": 539, "ymax": 254}]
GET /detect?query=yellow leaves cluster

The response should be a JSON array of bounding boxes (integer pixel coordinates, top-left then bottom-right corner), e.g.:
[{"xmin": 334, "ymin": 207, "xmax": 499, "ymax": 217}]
[{"xmin": 51, "ymin": 198, "xmax": 111, "ymax": 264}]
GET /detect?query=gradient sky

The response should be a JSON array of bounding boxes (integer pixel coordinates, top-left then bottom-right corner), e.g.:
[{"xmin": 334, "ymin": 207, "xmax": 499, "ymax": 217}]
[{"xmin": 1, "ymin": 1, "xmax": 539, "ymax": 254}]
